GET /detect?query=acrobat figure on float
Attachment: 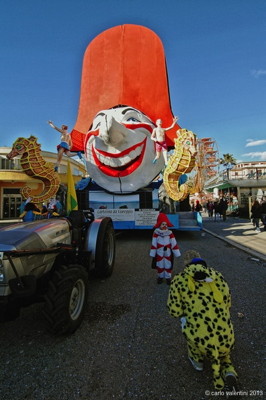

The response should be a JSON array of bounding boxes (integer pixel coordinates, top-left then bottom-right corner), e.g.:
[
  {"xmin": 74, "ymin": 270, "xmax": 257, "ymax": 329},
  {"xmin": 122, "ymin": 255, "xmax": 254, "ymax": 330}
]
[
  {"xmin": 48, "ymin": 120, "xmax": 83, "ymax": 171},
  {"xmin": 151, "ymin": 116, "xmax": 179, "ymax": 166}
]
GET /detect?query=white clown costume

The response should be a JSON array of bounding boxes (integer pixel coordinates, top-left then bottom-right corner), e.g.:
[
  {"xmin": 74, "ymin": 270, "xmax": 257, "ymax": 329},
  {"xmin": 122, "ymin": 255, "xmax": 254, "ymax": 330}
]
[{"xmin": 150, "ymin": 213, "xmax": 181, "ymax": 283}]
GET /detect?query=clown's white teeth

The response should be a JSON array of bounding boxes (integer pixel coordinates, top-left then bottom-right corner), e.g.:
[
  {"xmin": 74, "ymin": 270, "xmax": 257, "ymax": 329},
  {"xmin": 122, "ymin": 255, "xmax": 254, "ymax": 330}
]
[{"xmin": 95, "ymin": 144, "xmax": 143, "ymax": 167}]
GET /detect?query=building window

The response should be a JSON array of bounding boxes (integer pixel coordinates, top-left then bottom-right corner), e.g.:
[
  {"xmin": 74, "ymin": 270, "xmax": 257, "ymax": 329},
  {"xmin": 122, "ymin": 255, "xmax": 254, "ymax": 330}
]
[
  {"xmin": 2, "ymin": 189, "xmax": 22, "ymax": 219},
  {"xmin": 0, "ymin": 157, "xmax": 21, "ymax": 170},
  {"xmin": 3, "ymin": 188, "xmax": 21, "ymax": 195}
]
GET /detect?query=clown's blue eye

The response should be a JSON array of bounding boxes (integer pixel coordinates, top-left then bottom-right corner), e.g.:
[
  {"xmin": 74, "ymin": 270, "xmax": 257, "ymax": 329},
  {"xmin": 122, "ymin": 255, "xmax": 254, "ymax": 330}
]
[{"xmin": 127, "ymin": 117, "xmax": 140, "ymax": 122}]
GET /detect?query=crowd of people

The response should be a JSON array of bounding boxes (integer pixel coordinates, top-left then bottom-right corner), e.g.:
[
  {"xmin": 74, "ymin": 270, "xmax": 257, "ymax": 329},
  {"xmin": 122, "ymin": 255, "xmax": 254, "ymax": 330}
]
[
  {"xmin": 192, "ymin": 196, "xmax": 229, "ymax": 221},
  {"xmin": 205, "ymin": 197, "xmax": 228, "ymax": 221},
  {"xmin": 192, "ymin": 195, "xmax": 266, "ymax": 232},
  {"xmin": 19, "ymin": 197, "xmax": 62, "ymax": 222}
]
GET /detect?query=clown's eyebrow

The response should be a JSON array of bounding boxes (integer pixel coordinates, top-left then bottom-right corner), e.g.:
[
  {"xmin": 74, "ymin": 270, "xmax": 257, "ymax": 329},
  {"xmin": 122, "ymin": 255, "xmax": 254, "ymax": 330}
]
[
  {"xmin": 121, "ymin": 107, "xmax": 139, "ymax": 114},
  {"xmin": 122, "ymin": 107, "xmax": 151, "ymax": 121},
  {"xmin": 94, "ymin": 112, "xmax": 106, "ymax": 118}
]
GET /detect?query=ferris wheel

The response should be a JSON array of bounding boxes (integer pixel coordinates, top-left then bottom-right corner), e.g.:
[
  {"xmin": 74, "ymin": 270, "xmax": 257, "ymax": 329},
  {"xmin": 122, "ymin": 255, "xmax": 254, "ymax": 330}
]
[{"xmin": 191, "ymin": 137, "xmax": 220, "ymax": 194}]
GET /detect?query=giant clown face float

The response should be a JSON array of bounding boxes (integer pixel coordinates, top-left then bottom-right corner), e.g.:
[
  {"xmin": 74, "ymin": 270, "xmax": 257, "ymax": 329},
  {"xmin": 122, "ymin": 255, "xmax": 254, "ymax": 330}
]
[
  {"xmin": 70, "ymin": 24, "xmax": 181, "ymax": 193},
  {"xmin": 85, "ymin": 105, "xmax": 163, "ymax": 192}
]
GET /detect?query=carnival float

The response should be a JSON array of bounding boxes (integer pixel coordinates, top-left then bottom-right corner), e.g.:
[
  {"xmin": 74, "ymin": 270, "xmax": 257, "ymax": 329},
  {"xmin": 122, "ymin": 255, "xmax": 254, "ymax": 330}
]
[
  {"xmin": 9, "ymin": 24, "xmax": 214, "ymax": 230},
  {"xmin": 69, "ymin": 24, "xmax": 204, "ymax": 229}
]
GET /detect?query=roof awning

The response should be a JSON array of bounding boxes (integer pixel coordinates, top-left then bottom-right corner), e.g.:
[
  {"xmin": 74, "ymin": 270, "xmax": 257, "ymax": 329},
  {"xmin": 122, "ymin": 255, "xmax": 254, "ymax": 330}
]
[
  {"xmin": 206, "ymin": 182, "xmax": 234, "ymax": 192},
  {"xmin": 216, "ymin": 182, "xmax": 234, "ymax": 189}
]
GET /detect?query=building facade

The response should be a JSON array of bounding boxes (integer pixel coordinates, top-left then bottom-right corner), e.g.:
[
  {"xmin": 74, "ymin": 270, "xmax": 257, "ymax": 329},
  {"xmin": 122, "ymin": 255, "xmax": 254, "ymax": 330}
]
[
  {"xmin": 205, "ymin": 161, "xmax": 266, "ymax": 215},
  {"xmin": 0, "ymin": 147, "xmax": 86, "ymax": 220}
]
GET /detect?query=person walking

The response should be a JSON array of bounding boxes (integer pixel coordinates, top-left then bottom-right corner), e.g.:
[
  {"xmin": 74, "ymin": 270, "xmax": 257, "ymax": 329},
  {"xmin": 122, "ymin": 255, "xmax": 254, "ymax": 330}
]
[
  {"xmin": 219, "ymin": 196, "xmax": 228, "ymax": 221},
  {"xmin": 213, "ymin": 201, "xmax": 221, "ymax": 221},
  {"xmin": 260, "ymin": 197, "xmax": 266, "ymax": 231},
  {"xmin": 206, "ymin": 200, "xmax": 214, "ymax": 218},
  {"xmin": 195, "ymin": 200, "xmax": 202, "ymax": 213},
  {"xmin": 167, "ymin": 250, "xmax": 238, "ymax": 391},
  {"xmin": 251, "ymin": 199, "xmax": 262, "ymax": 232}
]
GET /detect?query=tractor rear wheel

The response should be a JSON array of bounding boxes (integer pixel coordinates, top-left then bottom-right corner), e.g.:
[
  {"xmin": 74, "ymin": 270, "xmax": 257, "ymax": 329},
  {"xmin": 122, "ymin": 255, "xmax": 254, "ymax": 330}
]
[{"xmin": 43, "ymin": 264, "xmax": 88, "ymax": 335}]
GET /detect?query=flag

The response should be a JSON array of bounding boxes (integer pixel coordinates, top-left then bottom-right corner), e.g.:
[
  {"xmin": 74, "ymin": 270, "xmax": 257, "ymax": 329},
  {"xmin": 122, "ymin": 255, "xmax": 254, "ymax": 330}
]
[{"xmin": 67, "ymin": 161, "xmax": 78, "ymax": 213}]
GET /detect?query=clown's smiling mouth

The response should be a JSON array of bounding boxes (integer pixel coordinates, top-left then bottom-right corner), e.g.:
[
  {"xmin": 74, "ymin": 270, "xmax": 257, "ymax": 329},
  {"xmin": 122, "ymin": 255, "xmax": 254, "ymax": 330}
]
[{"xmin": 92, "ymin": 138, "xmax": 147, "ymax": 177}]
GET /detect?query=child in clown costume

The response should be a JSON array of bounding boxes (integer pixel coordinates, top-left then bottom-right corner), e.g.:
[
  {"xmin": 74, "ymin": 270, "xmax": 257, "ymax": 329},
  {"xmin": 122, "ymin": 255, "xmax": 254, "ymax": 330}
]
[
  {"xmin": 150, "ymin": 213, "xmax": 181, "ymax": 284},
  {"xmin": 167, "ymin": 250, "xmax": 238, "ymax": 391}
]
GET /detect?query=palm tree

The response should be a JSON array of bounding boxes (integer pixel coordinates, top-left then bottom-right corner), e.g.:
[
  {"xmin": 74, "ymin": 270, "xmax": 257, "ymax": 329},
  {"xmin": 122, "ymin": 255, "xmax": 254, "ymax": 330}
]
[{"xmin": 219, "ymin": 153, "xmax": 237, "ymax": 179}]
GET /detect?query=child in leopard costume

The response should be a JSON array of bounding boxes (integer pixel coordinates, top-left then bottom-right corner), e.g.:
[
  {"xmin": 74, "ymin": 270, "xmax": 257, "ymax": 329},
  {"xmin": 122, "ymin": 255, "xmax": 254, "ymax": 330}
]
[{"xmin": 167, "ymin": 250, "xmax": 238, "ymax": 390}]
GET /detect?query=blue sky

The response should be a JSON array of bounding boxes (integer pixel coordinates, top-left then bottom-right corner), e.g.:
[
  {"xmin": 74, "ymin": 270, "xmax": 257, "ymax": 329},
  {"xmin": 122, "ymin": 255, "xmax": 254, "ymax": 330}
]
[{"xmin": 0, "ymin": 0, "xmax": 265, "ymax": 162}]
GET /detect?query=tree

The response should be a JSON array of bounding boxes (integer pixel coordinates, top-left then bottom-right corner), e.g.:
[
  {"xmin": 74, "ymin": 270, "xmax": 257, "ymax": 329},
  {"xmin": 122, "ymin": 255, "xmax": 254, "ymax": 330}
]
[{"xmin": 219, "ymin": 153, "xmax": 237, "ymax": 179}]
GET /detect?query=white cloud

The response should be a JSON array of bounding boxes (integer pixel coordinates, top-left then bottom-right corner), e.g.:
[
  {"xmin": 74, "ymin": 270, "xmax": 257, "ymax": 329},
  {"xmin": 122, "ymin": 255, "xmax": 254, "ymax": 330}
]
[
  {"xmin": 251, "ymin": 69, "xmax": 266, "ymax": 78},
  {"xmin": 245, "ymin": 139, "xmax": 266, "ymax": 147},
  {"xmin": 242, "ymin": 152, "xmax": 266, "ymax": 160}
]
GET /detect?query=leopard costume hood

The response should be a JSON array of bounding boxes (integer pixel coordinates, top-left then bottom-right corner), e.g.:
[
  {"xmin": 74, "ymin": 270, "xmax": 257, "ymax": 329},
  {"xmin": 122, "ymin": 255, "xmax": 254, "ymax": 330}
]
[{"xmin": 184, "ymin": 258, "xmax": 223, "ymax": 303}]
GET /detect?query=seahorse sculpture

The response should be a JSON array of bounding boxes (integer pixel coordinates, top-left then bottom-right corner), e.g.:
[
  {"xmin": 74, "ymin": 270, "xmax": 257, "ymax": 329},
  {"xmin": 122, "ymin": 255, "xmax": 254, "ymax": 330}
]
[
  {"xmin": 7, "ymin": 136, "xmax": 60, "ymax": 203},
  {"xmin": 163, "ymin": 129, "xmax": 197, "ymax": 201}
]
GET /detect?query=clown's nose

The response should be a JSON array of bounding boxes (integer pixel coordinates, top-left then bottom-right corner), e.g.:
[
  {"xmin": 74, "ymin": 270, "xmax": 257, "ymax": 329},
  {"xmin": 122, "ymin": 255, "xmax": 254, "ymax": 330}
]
[{"xmin": 99, "ymin": 115, "xmax": 127, "ymax": 147}]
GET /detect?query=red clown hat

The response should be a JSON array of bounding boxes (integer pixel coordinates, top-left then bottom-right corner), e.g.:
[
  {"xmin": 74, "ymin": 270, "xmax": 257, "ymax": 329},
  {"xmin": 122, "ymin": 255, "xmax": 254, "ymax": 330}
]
[
  {"xmin": 154, "ymin": 213, "xmax": 174, "ymax": 228},
  {"xmin": 71, "ymin": 24, "xmax": 181, "ymax": 151}
]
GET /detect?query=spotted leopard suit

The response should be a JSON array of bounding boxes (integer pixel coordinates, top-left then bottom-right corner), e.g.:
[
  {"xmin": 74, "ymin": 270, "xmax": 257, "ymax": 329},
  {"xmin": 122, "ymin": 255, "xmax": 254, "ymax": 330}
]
[{"xmin": 167, "ymin": 262, "xmax": 237, "ymax": 389}]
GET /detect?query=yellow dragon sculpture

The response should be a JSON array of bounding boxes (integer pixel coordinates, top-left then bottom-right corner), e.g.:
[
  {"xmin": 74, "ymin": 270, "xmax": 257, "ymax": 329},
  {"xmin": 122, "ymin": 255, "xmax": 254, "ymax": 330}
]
[
  {"xmin": 163, "ymin": 129, "xmax": 197, "ymax": 201},
  {"xmin": 7, "ymin": 136, "xmax": 60, "ymax": 203}
]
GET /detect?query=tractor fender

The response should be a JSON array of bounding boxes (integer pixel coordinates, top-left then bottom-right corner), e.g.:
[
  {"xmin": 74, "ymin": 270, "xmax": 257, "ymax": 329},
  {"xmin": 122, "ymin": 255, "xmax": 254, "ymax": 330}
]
[{"xmin": 83, "ymin": 217, "xmax": 115, "ymax": 278}]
